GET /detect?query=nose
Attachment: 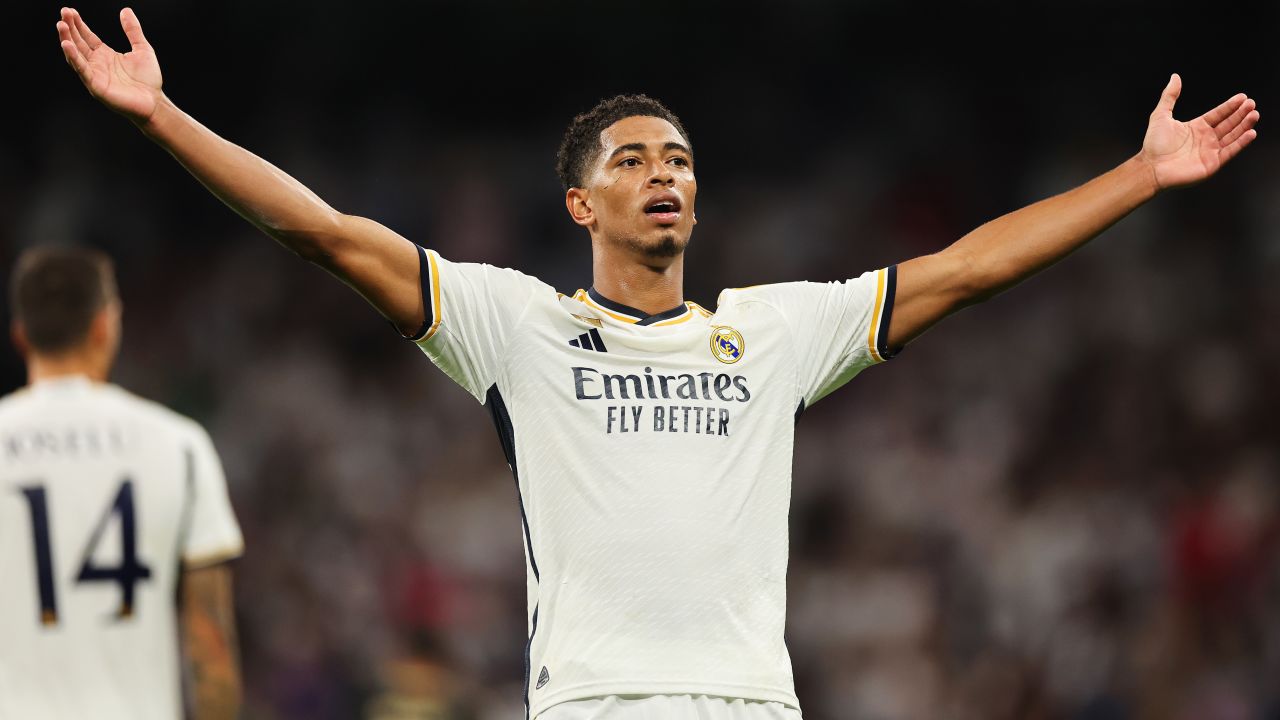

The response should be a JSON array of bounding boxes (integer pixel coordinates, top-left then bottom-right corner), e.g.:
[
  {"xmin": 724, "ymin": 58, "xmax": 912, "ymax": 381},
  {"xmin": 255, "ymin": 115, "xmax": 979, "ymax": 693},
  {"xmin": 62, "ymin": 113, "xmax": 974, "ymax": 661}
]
[{"xmin": 648, "ymin": 165, "xmax": 675, "ymax": 187}]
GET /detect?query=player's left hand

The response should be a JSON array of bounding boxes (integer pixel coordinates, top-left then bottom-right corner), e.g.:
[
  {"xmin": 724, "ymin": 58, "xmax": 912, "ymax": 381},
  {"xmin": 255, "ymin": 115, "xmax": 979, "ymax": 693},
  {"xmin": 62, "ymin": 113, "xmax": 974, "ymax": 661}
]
[{"xmin": 1142, "ymin": 74, "xmax": 1259, "ymax": 190}]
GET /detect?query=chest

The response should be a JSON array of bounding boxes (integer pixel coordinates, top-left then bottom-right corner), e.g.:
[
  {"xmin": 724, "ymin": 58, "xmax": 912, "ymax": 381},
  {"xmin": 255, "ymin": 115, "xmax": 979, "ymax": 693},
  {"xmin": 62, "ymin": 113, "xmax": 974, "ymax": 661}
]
[{"xmin": 499, "ymin": 314, "xmax": 797, "ymax": 438}]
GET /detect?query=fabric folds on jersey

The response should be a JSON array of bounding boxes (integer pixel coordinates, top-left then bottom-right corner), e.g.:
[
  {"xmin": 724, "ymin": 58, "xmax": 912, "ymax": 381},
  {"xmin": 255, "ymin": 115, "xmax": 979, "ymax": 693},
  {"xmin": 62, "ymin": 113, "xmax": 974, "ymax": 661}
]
[
  {"xmin": 0, "ymin": 377, "xmax": 243, "ymax": 720},
  {"xmin": 409, "ymin": 251, "xmax": 898, "ymax": 717},
  {"xmin": 485, "ymin": 384, "xmax": 541, "ymax": 719}
]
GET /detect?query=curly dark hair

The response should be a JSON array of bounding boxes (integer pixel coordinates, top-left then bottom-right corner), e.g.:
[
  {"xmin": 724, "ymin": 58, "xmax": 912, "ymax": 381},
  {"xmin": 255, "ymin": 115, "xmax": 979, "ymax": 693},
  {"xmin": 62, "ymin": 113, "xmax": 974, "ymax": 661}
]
[{"xmin": 556, "ymin": 94, "xmax": 691, "ymax": 191}]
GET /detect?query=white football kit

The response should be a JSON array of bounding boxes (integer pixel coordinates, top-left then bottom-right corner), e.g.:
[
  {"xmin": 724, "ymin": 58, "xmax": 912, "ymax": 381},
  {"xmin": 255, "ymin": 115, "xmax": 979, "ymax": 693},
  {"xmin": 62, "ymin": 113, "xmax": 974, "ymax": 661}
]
[
  {"xmin": 0, "ymin": 376, "xmax": 243, "ymax": 720},
  {"xmin": 410, "ymin": 247, "xmax": 897, "ymax": 719},
  {"xmin": 542, "ymin": 694, "xmax": 801, "ymax": 720}
]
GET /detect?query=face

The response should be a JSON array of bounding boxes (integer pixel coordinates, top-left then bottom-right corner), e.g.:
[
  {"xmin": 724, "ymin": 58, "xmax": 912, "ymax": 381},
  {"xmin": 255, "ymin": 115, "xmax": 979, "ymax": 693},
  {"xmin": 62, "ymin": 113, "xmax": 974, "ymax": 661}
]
[{"xmin": 567, "ymin": 116, "xmax": 697, "ymax": 259}]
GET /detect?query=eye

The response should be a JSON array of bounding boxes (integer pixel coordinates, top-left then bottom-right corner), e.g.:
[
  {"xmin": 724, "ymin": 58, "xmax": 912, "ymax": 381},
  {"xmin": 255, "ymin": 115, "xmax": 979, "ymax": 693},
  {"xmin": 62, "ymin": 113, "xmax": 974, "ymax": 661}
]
[
  {"xmin": 669, "ymin": 156, "xmax": 690, "ymax": 168},
  {"xmin": 619, "ymin": 157, "xmax": 640, "ymax": 168}
]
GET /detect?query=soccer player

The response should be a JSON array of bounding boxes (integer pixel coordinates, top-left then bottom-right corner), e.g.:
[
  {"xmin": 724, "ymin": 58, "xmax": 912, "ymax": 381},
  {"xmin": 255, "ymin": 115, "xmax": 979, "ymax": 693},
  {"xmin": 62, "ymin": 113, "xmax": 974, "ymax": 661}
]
[
  {"xmin": 1, "ymin": 246, "xmax": 244, "ymax": 719},
  {"xmin": 55, "ymin": 6, "xmax": 1259, "ymax": 719}
]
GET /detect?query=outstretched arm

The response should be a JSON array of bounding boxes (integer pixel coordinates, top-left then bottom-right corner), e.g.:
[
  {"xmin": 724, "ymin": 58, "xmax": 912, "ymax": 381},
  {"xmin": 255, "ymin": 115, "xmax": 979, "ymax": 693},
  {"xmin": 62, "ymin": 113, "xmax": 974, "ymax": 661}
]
[
  {"xmin": 888, "ymin": 74, "xmax": 1259, "ymax": 349},
  {"xmin": 56, "ymin": 8, "xmax": 424, "ymax": 335},
  {"xmin": 180, "ymin": 563, "xmax": 241, "ymax": 720}
]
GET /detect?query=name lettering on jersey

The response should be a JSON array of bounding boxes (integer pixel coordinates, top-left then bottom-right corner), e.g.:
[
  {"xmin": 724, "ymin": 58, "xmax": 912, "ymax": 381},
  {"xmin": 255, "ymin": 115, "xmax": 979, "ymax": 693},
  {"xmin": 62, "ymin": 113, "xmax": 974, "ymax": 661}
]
[
  {"xmin": 3, "ymin": 424, "xmax": 128, "ymax": 462},
  {"xmin": 710, "ymin": 326, "xmax": 745, "ymax": 364},
  {"xmin": 571, "ymin": 366, "xmax": 751, "ymax": 437}
]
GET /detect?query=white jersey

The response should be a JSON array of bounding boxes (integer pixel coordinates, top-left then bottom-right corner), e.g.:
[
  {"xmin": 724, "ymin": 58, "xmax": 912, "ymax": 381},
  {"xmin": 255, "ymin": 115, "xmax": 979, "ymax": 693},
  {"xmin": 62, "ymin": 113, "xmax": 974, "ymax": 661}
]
[
  {"xmin": 409, "ymin": 247, "xmax": 897, "ymax": 718},
  {"xmin": 0, "ymin": 377, "xmax": 243, "ymax": 720}
]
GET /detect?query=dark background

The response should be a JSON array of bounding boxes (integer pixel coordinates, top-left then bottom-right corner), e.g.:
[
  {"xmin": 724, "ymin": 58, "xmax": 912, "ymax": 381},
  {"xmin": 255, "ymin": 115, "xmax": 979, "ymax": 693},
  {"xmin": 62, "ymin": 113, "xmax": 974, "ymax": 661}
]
[{"xmin": 6, "ymin": 1, "xmax": 1279, "ymax": 718}]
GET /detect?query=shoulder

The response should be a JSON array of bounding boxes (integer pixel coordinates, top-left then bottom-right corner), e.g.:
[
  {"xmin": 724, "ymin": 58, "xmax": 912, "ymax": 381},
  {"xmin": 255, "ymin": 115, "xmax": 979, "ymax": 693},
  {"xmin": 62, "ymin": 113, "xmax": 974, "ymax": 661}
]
[
  {"xmin": 716, "ymin": 282, "xmax": 814, "ymax": 314},
  {"xmin": 0, "ymin": 387, "xmax": 34, "ymax": 426},
  {"xmin": 718, "ymin": 272, "xmax": 885, "ymax": 311},
  {"xmin": 0, "ymin": 383, "xmax": 199, "ymax": 431},
  {"xmin": 429, "ymin": 252, "xmax": 555, "ymax": 295},
  {"xmin": 0, "ymin": 385, "xmax": 31, "ymax": 411},
  {"xmin": 103, "ymin": 385, "xmax": 214, "ymax": 447}
]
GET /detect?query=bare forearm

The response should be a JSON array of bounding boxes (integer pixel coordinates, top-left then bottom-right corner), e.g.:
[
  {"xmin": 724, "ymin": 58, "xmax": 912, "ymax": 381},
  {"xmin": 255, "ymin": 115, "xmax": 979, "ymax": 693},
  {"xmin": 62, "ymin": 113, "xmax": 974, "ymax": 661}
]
[
  {"xmin": 139, "ymin": 94, "xmax": 343, "ymax": 260},
  {"xmin": 950, "ymin": 155, "xmax": 1159, "ymax": 301},
  {"xmin": 888, "ymin": 77, "xmax": 1256, "ymax": 350},
  {"xmin": 134, "ymin": 94, "xmax": 423, "ymax": 329},
  {"xmin": 182, "ymin": 565, "xmax": 242, "ymax": 720},
  {"xmin": 189, "ymin": 658, "xmax": 241, "ymax": 720},
  {"xmin": 890, "ymin": 155, "xmax": 1160, "ymax": 347}
]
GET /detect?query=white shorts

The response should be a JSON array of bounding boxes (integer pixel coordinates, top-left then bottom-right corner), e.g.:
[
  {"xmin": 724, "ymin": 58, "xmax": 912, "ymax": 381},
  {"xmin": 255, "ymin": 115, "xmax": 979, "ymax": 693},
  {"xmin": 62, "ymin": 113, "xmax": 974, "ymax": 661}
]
[{"xmin": 537, "ymin": 695, "xmax": 802, "ymax": 720}]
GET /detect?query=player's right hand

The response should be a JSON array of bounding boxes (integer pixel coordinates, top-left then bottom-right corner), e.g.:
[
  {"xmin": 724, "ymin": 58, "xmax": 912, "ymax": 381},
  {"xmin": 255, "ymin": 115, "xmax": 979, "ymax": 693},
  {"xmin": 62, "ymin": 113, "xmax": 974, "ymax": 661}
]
[{"xmin": 57, "ymin": 7, "xmax": 162, "ymax": 125}]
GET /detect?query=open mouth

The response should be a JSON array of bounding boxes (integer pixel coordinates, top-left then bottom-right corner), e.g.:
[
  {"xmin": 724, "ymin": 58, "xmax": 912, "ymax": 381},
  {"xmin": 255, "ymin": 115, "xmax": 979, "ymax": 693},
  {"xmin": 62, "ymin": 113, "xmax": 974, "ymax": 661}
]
[{"xmin": 644, "ymin": 192, "xmax": 682, "ymax": 223}]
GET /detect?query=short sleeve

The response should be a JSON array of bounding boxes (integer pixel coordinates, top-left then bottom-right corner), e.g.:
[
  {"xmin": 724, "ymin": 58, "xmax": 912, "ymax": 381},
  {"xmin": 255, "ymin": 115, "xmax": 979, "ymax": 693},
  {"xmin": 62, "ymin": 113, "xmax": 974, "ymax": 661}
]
[
  {"xmin": 728, "ymin": 266, "xmax": 897, "ymax": 408},
  {"xmin": 182, "ymin": 426, "xmax": 243, "ymax": 568},
  {"xmin": 409, "ymin": 247, "xmax": 546, "ymax": 402}
]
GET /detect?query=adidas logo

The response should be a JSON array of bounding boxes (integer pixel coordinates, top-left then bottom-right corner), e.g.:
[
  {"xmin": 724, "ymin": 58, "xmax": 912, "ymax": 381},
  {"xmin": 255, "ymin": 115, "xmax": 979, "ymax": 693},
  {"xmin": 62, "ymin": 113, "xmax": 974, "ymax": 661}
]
[
  {"xmin": 569, "ymin": 328, "xmax": 608, "ymax": 353},
  {"xmin": 536, "ymin": 665, "xmax": 550, "ymax": 689}
]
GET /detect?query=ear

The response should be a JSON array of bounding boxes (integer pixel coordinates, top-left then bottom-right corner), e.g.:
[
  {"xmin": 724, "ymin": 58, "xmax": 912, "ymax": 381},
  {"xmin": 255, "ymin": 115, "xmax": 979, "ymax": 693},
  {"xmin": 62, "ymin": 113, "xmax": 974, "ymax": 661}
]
[
  {"xmin": 87, "ymin": 304, "xmax": 117, "ymax": 349},
  {"xmin": 107, "ymin": 300, "xmax": 122, "ymax": 343},
  {"xmin": 11, "ymin": 321, "xmax": 29, "ymax": 359},
  {"xmin": 566, "ymin": 188, "xmax": 594, "ymax": 228}
]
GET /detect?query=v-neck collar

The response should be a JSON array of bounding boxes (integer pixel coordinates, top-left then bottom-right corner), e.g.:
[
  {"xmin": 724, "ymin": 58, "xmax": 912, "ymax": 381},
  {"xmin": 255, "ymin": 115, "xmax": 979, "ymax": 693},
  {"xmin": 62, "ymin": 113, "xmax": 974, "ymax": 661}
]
[{"xmin": 585, "ymin": 287, "xmax": 691, "ymax": 326}]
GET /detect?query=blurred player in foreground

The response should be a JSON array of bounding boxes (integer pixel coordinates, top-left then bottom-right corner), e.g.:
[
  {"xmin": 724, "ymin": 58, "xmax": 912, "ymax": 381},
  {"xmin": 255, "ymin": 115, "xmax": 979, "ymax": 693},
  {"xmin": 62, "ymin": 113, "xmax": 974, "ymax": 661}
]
[
  {"xmin": 55, "ymin": 7, "xmax": 1259, "ymax": 719},
  {"xmin": 1, "ymin": 247, "xmax": 244, "ymax": 719}
]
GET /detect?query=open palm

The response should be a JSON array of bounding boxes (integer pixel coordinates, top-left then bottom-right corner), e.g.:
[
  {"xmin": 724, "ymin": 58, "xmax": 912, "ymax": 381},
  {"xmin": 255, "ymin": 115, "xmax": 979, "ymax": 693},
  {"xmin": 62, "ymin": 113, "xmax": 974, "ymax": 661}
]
[
  {"xmin": 57, "ymin": 7, "xmax": 162, "ymax": 123},
  {"xmin": 1143, "ymin": 74, "xmax": 1259, "ymax": 189}
]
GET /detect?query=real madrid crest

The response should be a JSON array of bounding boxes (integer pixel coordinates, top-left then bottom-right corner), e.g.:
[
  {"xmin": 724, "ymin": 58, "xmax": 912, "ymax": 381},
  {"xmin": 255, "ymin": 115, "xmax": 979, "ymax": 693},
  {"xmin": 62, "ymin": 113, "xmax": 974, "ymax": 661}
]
[{"xmin": 710, "ymin": 326, "xmax": 745, "ymax": 364}]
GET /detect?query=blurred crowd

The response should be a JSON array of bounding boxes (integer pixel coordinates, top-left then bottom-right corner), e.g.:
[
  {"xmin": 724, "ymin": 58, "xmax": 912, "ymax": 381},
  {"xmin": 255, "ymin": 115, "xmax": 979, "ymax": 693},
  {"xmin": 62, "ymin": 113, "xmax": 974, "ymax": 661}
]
[{"xmin": 5, "ymin": 2, "xmax": 1279, "ymax": 718}]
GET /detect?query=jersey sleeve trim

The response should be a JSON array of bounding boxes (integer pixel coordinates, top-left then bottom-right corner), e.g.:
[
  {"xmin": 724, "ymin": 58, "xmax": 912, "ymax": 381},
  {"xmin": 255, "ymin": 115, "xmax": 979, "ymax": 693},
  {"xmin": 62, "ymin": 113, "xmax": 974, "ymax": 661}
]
[
  {"xmin": 182, "ymin": 544, "xmax": 244, "ymax": 570},
  {"xmin": 867, "ymin": 265, "xmax": 899, "ymax": 363},
  {"xmin": 407, "ymin": 246, "xmax": 443, "ymax": 342}
]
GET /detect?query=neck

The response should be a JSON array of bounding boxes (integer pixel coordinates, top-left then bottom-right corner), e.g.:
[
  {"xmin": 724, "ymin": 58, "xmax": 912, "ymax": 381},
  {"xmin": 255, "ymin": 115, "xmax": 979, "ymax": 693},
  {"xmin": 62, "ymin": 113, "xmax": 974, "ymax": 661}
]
[
  {"xmin": 590, "ymin": 242, "xmax": 686, "ymax": 315},
  {"xmin": 27, "ymin": 351, "xmax": 109, "ymax": 386}
]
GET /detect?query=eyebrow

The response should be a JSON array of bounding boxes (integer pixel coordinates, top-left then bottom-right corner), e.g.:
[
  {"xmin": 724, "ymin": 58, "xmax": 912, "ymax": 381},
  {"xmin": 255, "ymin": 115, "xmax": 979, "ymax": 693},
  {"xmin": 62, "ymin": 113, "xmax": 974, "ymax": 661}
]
[{"xmin": 606, "ymin": 141, "xmax": 693, "ymax": 161}]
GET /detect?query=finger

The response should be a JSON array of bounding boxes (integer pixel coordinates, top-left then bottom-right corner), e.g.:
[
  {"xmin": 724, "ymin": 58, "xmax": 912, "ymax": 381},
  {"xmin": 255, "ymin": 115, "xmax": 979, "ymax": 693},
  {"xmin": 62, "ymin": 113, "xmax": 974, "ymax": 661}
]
[
  {"xmin": 62, "ymin": 13, "xmax": 93, "ymax": 57},
  {"xmin": 56, "ymin": 19, "xmax": 74, "ymax": 47},
  {"xmin": 1154, "ymin": 73, "xmax": 1181, "ymax": 117},
  {"xmin": 1202, "ymin": 93, "xmax": 1247, "ymax": 128},
  {"xmin": 1213, "ymin": 98, "xmax": 1256, "ymax": 139},
  {"xmin": 70, "ymin": 8, "xmax": 103, "ymax": 50},
  {"xmin": 56, "ymin": 21, "xmax": 89, "ymax": 64},
  {"xmin": 1218, "ymin": 128, "xmax": 1258, "ymax": 166},
  {"xmin": 60, "ymin": 38, "xmax": 91, "ymax": 81},
  {"xmin": 1219, "ymin": 109, "xmax": 1260, "ymax": 147},
  {"xmin": 120, "ymin": 7, "xmax": 149, "ymax": 49}
]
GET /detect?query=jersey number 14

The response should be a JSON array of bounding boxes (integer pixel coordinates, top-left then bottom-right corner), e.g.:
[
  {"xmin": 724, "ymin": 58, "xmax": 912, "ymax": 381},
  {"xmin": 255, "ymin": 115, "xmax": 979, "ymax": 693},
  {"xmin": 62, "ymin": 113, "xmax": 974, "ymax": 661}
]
[{"xmin": 17, "ymin": 479, "xmax": 153, "ymax": 627}]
